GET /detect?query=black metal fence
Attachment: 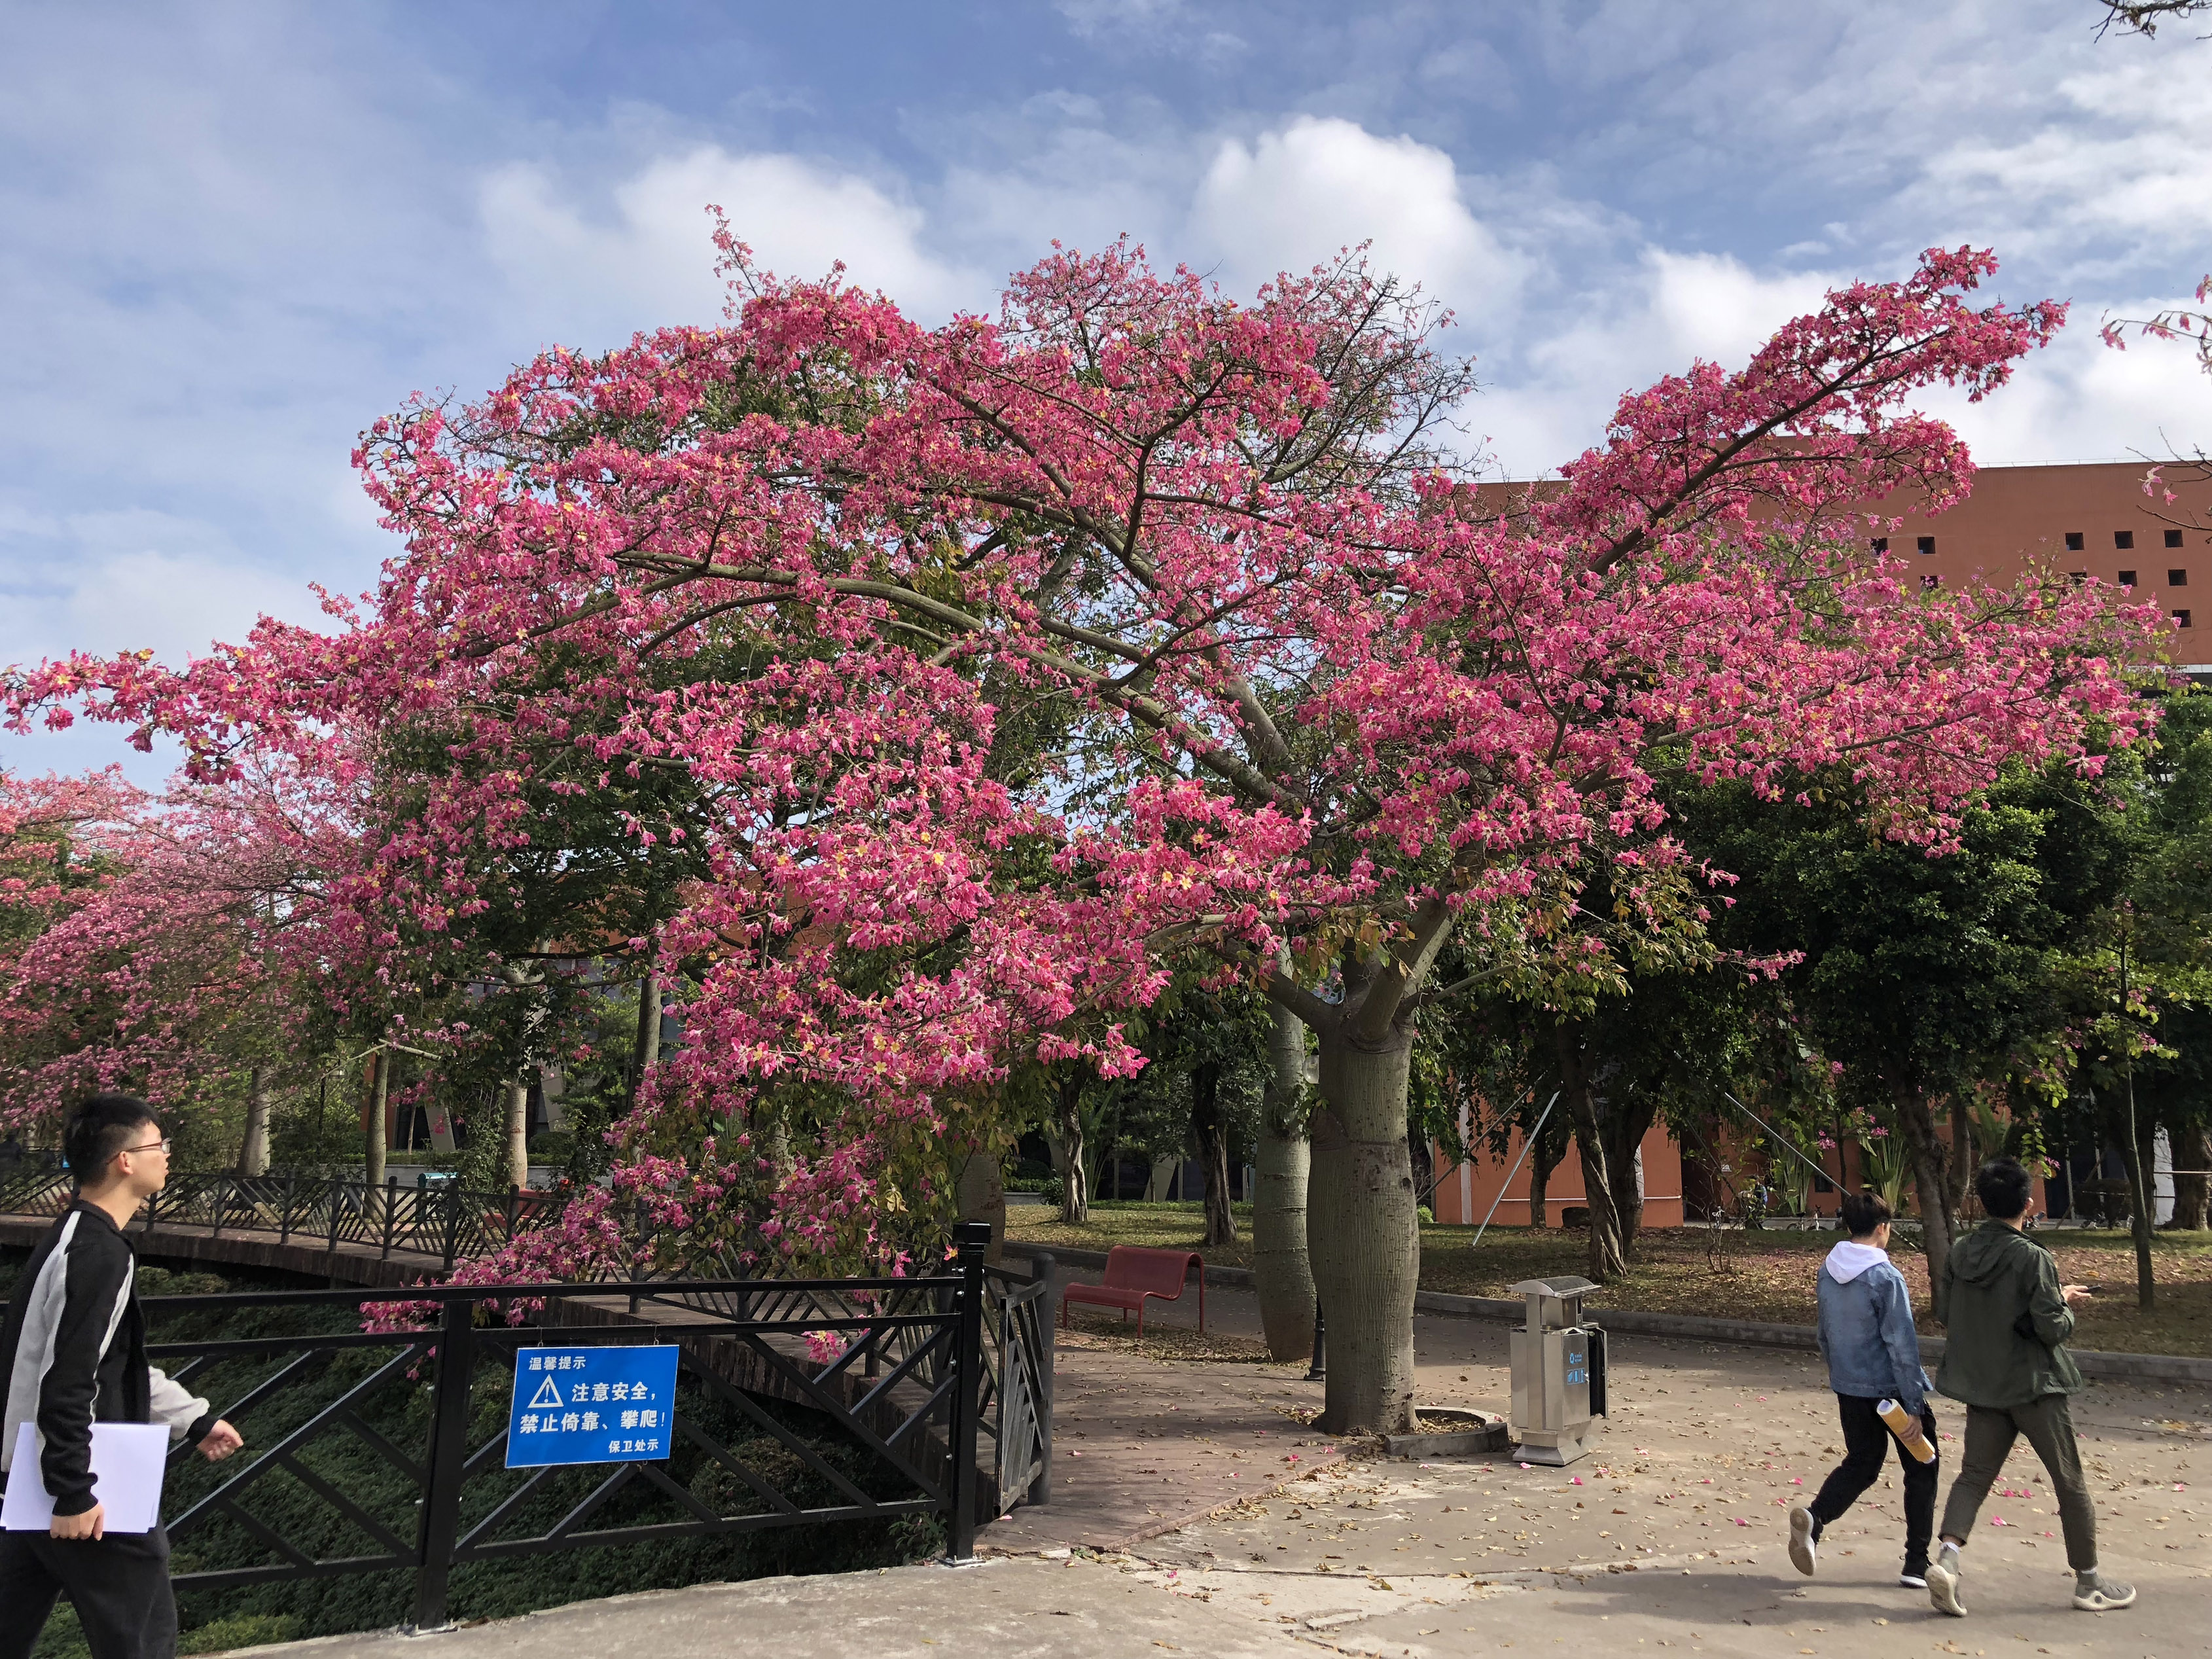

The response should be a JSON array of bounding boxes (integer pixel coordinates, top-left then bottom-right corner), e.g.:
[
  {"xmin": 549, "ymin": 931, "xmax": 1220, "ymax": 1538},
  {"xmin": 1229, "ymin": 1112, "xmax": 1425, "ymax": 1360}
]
[
  {"xmin": 116, "ymin": 1222, "xmax": 1050, "ymax": 1632},
  {"xmin": 0, "ymin": 1166, "xmax": 561, "ymax": 1272}
]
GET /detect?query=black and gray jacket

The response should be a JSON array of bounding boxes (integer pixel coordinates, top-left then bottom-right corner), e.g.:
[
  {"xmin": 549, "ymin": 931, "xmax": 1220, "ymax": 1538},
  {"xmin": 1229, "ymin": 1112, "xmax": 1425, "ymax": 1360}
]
[{"xmin": 1, "ymin": 1200, "xmax": 212, "ymax": 1514}]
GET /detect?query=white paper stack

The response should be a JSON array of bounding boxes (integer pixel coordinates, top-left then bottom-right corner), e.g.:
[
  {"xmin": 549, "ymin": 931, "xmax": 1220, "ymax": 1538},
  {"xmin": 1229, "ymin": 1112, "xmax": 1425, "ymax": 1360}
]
[{"xmin": 2, "ymin": 1419, "xmax": 169, "ymax": 1533}]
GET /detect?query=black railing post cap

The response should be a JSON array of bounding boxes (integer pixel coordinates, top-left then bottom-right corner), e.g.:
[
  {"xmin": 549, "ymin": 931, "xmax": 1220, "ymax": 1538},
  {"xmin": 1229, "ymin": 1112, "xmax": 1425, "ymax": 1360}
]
[{"xmin": 954, "ymin": 1219, "xmax": 992, "ymax": 1259}]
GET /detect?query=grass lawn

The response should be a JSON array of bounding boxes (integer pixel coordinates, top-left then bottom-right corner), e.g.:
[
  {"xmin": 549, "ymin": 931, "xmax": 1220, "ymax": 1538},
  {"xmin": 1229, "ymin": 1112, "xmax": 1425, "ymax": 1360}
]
[{"xmin": 1004, "ymin": 1200, "xmax": 2212, "ymax": 1357}]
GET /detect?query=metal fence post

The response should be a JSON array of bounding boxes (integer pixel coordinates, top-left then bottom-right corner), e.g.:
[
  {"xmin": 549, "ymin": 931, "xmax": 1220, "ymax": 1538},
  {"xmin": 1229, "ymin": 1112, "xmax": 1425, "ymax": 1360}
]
[
  {"xmin": 504, "ymin": 1183, "xmax": 519, "ymax": 1243},
  {"xmin": 381, "ymin": 1175, "xmax": 398, "ymax": 1260},
  {"xmin": 410, "ymin": 1295, "xmax": 477, "ymax": 1632},
  {"xmin": 628, "ymin": 1195, "xmax": 647, "ymax": 1315},
  {"xmin": 279, "ymin": 1173, "xmax": 296, "ymax": 1244},
  {"xmin": 211, "ymin": 1175, "xmax": 229, "ymax": 1240},
  {"xmin": 325, "ymin": 1178, "xmax": 344, "ymax": 1285},
  {"xmin": 1031, "ymin": 1251, "xmax": 1055, "ymax": 1507},
  {"xmin": 1305, "ymin": 1304, "xmax": 1326, "ymax": 1382},
  {"xmin": 945, "ymin": 1219, "xmax": 990, "ymax": 1564}
]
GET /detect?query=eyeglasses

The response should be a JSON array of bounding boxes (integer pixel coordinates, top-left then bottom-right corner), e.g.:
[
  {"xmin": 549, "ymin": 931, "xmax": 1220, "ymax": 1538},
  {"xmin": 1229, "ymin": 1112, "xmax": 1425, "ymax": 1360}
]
[{"xmin": 122, "ymin": 1137, "xmax": 173, "ymax": 1156}]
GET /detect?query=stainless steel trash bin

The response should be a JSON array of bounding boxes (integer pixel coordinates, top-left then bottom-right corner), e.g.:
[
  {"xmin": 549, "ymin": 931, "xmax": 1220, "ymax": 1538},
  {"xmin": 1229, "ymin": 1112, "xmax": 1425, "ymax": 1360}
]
[{"xmin": 1507, "ymin": 1275, "xmax": 1607, "ymax": 1465}]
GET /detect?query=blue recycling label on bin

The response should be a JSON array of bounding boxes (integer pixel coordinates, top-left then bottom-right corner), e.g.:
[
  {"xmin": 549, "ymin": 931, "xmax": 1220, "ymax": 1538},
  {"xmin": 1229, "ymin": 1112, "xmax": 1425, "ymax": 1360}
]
[{"xmin": 506, "ymin": 1346, "xmax": 681, "ymax": 1467}]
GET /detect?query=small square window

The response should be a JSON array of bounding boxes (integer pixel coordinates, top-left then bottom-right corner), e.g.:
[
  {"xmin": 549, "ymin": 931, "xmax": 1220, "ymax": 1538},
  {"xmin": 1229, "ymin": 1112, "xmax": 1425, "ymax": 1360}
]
[
  {"xmin": 1921, "ymin": 573, "xmax": 1941, "ymax": 590},
  {"xmin": 2115, "ymin": 530, "xmax": 2135, "ymax": 550},
  {"xmin": 2175, "ymin": 609, "xmax": 2192, "ymax": 630},
  {"xmin": 1917, "ymin": 535, "xmax": 1936, "ymax": 556},
  {"xmin": 2169, "ymin": 529, "xmax": 2186, "ymax": 549},
  {"xmin": 1869, "ymin": 536, "xmax": 1889, "ymax": 554},
  {"xmin": 2118, "ymin": 569, "xmax": 2137, "ymax": 586},
  {"xmin": 2065, "ymin": 531, "xmax": 2085, "ymax": 552},
  {"xmin": 2171, "ymin": 569, "xmax": 2189, "ymax": 587}
]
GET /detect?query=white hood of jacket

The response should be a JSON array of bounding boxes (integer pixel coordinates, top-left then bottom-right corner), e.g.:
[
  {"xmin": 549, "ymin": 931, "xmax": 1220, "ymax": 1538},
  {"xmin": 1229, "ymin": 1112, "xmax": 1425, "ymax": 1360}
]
[{"xmin": 1823, "ymin": 1239, "xmax": 1890, "ymax": 1284}]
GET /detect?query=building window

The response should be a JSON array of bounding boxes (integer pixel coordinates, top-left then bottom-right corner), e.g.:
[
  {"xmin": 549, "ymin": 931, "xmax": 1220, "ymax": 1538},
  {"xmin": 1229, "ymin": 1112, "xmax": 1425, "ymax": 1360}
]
[
  {"xmin": 2175, "ymin": 609, "xmax": 2192, "ymax": 630},
  {"xmin": 1917, "ymin": 535, "xmax": 1936, "ymax": 556},
  {"xmin": 2118, "ymin": 569, "xmax": 2137, "ymax": 587},
  {"xmin": 2068, "ymin": 571, "xmax": 2088, "ymax": 584},
  {"xmin": 2171, "ymin": 569, "xmax": 2189, "ymax": 587},
  {"xmin": 2116, "ymin": 530, "xmax": 2135, "ymax": 550},
  {"xmin": 1870, "ymin": 537, "xmax": 1889, "ymax": 554},
  {"xmin": 1921, "ymin": 573, "xmax": 1941, "ymax": 590},
  {"xmin": 2065, "ymin": 531, "xmax": 2085, "ymax": 552},
  {"xmin": 2169, "ymin": 529, "xmax": 2186, "ymax": 548}
]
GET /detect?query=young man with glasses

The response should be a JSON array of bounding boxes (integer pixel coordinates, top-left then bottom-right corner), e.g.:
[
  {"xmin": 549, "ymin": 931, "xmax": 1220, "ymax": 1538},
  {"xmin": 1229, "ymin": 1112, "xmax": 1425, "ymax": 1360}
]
[{"xmin": 0, "ymin": 1096, "xmax": 244, "ymax": 1659}]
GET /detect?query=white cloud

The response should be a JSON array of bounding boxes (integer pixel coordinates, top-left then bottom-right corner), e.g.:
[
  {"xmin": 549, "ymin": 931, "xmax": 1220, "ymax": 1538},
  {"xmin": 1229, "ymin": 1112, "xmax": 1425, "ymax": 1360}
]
[
  {"xmin": 1189, "ymin": 116, "xmax": 1528, "ymax": 311},
  {"xmin": 480, "ymin": 147, "xmax": 983, "ymax": 336},
  {"xmin": 1927, "ymin": 294, "xmax": 2212, "ymax": 469},
  {"xmin": 1474, "ymin": 251, "xmax": 1836, "ymax": 476},
  {"xmin": 1904, "ymin": 57, "xmax": 2212, "ymax": 277}
]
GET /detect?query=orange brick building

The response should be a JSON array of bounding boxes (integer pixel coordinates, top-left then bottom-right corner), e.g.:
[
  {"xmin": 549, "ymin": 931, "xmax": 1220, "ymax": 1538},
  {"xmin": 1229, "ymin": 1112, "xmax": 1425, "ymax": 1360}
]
[
  {"xmin": 1863, "ymin": 460, "xmax": 2202, "ymax": 661},
  {"xmin": 1432, "ymin": 463, "xmax": 2194, "ymax": 1227}
]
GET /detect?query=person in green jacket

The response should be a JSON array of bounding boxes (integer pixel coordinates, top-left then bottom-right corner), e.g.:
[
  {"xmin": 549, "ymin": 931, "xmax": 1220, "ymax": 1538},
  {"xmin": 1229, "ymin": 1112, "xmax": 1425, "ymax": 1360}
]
[{"xmin": 1923, "ymin": 1157, "xmax": 2133, "ymax": 1618}]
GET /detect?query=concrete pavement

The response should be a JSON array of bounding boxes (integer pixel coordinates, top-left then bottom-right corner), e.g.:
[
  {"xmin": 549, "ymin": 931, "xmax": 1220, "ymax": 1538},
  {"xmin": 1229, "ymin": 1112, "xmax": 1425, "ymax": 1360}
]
[{"xmin": 207, "ymin": 1273, "xmax": 2207, "ymax": 1658}]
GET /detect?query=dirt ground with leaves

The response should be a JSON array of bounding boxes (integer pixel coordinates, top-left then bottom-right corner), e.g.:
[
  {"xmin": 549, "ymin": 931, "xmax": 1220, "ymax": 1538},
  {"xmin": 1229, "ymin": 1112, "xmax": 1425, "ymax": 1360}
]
[{"xmin": 1005, "ymin": 1203, "xmax": 2212, "ymax": 1356}]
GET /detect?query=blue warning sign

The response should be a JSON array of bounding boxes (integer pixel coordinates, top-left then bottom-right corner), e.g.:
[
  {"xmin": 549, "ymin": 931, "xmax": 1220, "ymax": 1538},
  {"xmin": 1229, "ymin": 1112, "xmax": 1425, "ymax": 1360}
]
[{"xmin": 505, "ymin": 1345, "xmax": 681, "ymax": 1468}]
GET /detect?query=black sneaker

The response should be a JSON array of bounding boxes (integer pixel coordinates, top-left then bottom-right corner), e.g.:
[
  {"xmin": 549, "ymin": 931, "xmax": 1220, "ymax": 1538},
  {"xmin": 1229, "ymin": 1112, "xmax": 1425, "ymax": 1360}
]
[{"xmin": 1899, "ymin": 1560, "xmax": 1929, "ymax": 1590}]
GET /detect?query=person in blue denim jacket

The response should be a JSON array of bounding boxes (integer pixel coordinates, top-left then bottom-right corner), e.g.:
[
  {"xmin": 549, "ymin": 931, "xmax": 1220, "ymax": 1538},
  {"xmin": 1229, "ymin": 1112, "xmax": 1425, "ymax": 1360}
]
[{"xmin": 1788, "ymin": 1190, "xmax": 1939, "ymax": 1588}]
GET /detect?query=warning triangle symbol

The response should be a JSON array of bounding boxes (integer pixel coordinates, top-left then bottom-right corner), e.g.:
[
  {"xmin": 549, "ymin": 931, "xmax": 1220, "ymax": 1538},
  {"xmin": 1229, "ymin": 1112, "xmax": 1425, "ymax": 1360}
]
[{"xmin": 527, "ymin": 1376, "xmax": 564, "ymax": 1410}]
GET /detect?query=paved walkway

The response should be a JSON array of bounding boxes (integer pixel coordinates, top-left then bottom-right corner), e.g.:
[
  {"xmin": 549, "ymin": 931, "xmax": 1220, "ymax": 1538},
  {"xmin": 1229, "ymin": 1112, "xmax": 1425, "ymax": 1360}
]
[{"xmin": 200, "ymin": 1272, "xmax": 2207, "ymax": 1658}]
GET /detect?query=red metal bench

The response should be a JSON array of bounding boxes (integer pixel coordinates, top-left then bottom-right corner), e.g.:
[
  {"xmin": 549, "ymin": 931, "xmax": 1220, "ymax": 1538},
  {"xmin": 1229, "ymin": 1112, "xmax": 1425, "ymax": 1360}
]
[{"xmin": 1060, "ymin": 1245, "xmax": 1205, "ymax": 1336}]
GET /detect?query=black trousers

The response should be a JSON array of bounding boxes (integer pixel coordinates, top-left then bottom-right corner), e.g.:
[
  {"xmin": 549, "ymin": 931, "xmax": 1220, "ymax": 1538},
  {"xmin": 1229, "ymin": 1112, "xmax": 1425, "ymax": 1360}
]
[
  {"xmin": 1808, "ymin": 1393, "xmax": 1939, "ymax": 1567},
  {"xmin": 0, "ymin": 1524, "xmax": 177, "ymax": 1659}
]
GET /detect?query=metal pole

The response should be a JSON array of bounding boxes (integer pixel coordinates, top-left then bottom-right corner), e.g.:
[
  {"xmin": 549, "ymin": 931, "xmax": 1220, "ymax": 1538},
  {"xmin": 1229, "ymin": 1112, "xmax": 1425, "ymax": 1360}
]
[
  {"xmin": 1471, "ymin": 1091, "xmax": 1562, "ymax": 1249},
  {"xmin": 945, "ymin": 1219, "xmax": 990, "ymax": 1563},
  {"xmin": 410, "ymin": 1296, "xmax": 477, "ymax": 1632},
  {"xmin": 211, "ymin": 1174, "xmax": 228, "ymax": 1240},
  {"xmin": 279, "ymin": 1173, "xmax": 296, "ymax": 1244},
  {"xmin": 1304, "ymin": 1305, "xmax": 1326, "ymax": 1381},
  {"xmin": 442, "ymin": 1182, "xmax": 460, "ymax": 1272},
  {"xmin": 381, "ymin": 1175, "xmax": 398, "ymax": 1260},
  {"xmin": 326, "ymin": 1177, "xmax": 343, "ymax": 1285},
  {"xmin": 1030, "ymin": 1251, "xmax": 1055, "ymax": 1507}
]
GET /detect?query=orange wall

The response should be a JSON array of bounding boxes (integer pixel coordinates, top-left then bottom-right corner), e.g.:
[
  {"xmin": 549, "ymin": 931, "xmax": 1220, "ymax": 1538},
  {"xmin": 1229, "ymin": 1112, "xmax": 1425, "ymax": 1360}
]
[
  {"xmin": 1473, "ymin": 461, "xmax": 2202, "ymax": 665},
  {"xmin": 1433, "ymin": 1122, "xmax": 1685, "ymax": 1229}
]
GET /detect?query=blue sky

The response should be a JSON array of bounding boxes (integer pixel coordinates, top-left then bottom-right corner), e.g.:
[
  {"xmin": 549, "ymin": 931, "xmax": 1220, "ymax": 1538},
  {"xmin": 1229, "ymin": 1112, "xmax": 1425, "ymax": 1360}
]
[{"xmin": 5, "ymin": 0, "xmax": 2210, "ymax": 779}]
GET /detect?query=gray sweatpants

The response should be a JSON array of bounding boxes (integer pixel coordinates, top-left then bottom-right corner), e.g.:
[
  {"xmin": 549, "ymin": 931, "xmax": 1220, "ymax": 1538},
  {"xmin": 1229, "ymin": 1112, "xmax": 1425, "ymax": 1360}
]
[{"xmin": 1938, "ymin": 1393, "xmax": 2097, "ymax": 1571}]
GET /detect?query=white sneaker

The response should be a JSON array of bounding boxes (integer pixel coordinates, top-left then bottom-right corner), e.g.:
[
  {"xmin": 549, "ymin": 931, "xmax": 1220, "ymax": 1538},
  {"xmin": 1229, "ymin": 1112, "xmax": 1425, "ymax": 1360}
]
[
  {"xmin": 1787, "ymin": 1505, "xmax": 1817, "ymax": 1576},
  {"xmin": 1926, "ymin": 1551, "xmax": 1967, "ymax": 1617},
  {"xmin": 2073, "ymin": 1572, "xmax": 2135, "ymax": 1611}
]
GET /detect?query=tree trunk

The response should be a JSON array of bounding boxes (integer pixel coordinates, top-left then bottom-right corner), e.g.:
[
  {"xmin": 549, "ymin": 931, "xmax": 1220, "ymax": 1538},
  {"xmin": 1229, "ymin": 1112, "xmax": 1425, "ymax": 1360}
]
[
  {"xmin": 1308, "ymin": 1025, "xmax": 1420, "ymax": 1435},
  {"xmin": 1948, "ymin": 1096, "xmax": 1975, "ymax": 1218},
  {"xmin": 1190, "ymin": 1060, "xmax": 1237, "ymax": 1247},
  {"xmin": 630, "ymin": 973, "xmax": 662, "ymax": 1105},
  {"xmin": 1253, "ymin": 997, "xmax": 1316, "ymax": 1361},
  {"xmin": 1897, "ymin": 1086, "xmax": 1955, "ymax": 1313},
  {"xmin": 2124, "ymin": 1093, "xmax": 2157, "ymax": 1309},
  {"xmin": 1406, "ymin": 1124, "xmax": 1434, "ymax": 1213},
  {"xmin": 1055, "ymin": 1070, "xmax": 1090, "ymax": 1224},
  {"xmin": 759, "ymin": 1108, "xmax": 794, "ymax": 1183},
  {"xmin": 1145, "ymin": 1155, "xmax": 1177, "ymax": 1201},
  {"xmin": 238, "ymin": 1063, "xmax": 271, "ymax": 1177},
  {"xmin": 2167, "ymin": 1121, "xmax": 2209, "ymax": 1231},
  {"xmin": 1553, "ymin": 1022, "xmax": 1628, "ymax": 1282},
  {"xmin": 1527, "ymin": 1134, "xmax": 1556, "ymax": 1230},
  {"xmin": 503, "ymin": 1078, "xmax": 530, "ymax": 1191},
  {"xmin": 1599, "ymin": 1094, "xmax": 1656, "ymax": 1248},
  {"xmin": 362, "ymin": 1051, "xmax": 387, "ymax": 1219},
  {"xmin": 955, "ymin": 1145, "xmax": 1007, "ymax": 1263}
]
